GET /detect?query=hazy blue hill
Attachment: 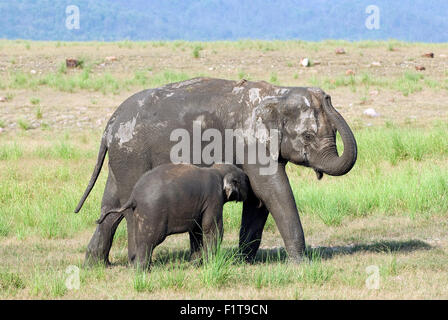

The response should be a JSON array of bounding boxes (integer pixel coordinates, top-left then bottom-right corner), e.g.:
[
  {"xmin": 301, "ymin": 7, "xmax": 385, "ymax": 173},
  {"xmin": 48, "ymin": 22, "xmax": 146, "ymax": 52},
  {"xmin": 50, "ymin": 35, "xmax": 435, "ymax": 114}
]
[{"xmin": 0, "ymin": 0, "xmax": 447, "ymax": 42}]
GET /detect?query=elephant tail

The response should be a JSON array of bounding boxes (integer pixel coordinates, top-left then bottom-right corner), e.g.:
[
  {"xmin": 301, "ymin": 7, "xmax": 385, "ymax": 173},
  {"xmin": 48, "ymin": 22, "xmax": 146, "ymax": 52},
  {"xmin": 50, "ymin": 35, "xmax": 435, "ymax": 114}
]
[
  {"xmin": 96, "ymin": 197, "xmax": 135, "ymax": 224},
  {"xmin": 74, "ymin": 134, "xmax": 108, "ymax": 213}
]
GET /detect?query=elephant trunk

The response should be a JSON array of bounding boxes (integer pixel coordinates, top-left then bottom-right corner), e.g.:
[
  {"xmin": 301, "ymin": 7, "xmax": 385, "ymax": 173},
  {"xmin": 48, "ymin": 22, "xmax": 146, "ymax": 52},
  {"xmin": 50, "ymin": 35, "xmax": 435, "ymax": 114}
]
[{"xmin": 314, "ymin": 95, "xmax": 357, "ymax": 176}]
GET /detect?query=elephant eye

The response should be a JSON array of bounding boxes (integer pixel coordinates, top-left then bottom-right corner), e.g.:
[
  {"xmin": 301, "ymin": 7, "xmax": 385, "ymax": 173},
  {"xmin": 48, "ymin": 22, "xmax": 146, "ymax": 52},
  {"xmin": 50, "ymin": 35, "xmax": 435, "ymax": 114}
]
[{"xmin": 302, "ymin": 131, "xmax": 315, "ymax": 142}]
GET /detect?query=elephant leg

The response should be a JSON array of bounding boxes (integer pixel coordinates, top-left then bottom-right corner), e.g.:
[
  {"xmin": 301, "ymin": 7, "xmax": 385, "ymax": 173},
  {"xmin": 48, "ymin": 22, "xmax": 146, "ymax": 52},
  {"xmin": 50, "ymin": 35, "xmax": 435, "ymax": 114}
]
[
  {"xmin": 239, "ymin": 196, "xmax": 269, "ymax": 262},
  {"xmin": 189, "ymin": 224, "xmax": 203, "ymax": 262},
  {"xmin": 134, "ymin": 211, "xmax": 165, "ymax": 270},
  {"xmin": 243, "ymin": 163, "xmax": 306, "ymax": 263},
  {"xmin": 201, "ymin": 207, "xmax": 224, "ymax": 260},
  {"xmin": 85, "ymin": 171, "xmax": 122, "ymax": 266},
  {"xmin": 134, "ymin": 240, "xmax": 154, "ymax": 271},
  {"xmin": 125, "ymin": 210, "xmax": 137, "ymax": 264},
  {"xmin": 108, "ymin": 153, "xmax": 152, "ymax": 264}
]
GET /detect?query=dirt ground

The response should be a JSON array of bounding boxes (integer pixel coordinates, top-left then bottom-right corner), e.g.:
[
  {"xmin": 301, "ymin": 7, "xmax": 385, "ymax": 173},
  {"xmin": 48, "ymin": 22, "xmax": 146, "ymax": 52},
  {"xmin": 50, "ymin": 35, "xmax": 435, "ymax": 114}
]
[{"xmin": 0, "ymin": 41, "xmax": 447, "ymax": 132}]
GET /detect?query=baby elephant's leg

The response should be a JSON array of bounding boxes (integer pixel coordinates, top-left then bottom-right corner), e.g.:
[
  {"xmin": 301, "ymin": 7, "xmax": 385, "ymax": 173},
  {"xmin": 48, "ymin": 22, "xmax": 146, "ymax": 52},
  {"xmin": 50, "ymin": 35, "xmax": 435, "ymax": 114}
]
[
  {"xmin": 201, "ymin": 205, "xmax": 224, "ymax": 259},
  {"xmin": 135, "ymin": 240, "xmax": 154, "ymax": 271},
  {"xmin": 189, "ymin": 223, "xmax": 203, "ymax": 262},
  {"xmin": 134, "ymin": 211, "xmax": 166, "ymax": 271}
]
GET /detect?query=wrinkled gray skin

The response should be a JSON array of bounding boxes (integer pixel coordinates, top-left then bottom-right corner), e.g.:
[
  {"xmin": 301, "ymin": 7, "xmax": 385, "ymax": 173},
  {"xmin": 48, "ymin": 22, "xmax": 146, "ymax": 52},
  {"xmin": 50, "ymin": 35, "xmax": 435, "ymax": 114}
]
[
  {"xmin": 96, "ymin": 163, "xmax": 249, "ymax": 269},
  {"xmin": 75, "ymin": 77, "xmax": 357, "ymax": 265}
]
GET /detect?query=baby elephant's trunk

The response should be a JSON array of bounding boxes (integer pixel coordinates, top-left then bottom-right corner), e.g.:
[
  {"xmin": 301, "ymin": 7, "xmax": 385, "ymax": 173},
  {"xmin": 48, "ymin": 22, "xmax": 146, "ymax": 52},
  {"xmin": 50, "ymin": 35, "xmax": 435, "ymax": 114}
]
[{"xmin": 96, "ymin": 198, "xmax": 134, "ymax": 224}]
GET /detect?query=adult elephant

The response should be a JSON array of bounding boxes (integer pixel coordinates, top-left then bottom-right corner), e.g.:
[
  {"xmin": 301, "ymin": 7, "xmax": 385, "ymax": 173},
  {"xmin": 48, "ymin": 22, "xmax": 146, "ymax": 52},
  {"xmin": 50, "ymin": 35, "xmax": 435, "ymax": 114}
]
[{"xmin": 74, "ymin": 77, "xmax": 357, "ymax": 265}]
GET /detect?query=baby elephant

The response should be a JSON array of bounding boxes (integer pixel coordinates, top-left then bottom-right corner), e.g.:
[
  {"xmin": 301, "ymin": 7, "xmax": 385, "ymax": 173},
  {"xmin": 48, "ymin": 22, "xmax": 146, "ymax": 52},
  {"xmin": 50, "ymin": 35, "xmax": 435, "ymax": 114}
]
[{"xmin": 97, "ymin": 163, "xmax": 250, "ymax": 269}]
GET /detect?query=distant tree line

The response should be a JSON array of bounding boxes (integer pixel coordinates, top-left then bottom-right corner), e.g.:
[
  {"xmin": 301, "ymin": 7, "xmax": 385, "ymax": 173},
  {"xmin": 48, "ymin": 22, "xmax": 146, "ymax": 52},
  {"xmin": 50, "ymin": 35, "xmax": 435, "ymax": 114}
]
[{"xmin": 0, "ymin": 0, "xmax": 446, "ymax": 42}]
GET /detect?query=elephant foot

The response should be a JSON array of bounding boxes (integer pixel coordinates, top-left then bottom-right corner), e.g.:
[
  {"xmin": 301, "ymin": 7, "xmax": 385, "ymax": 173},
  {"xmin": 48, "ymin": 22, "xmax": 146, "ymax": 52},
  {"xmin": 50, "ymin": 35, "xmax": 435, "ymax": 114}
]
[
  {"xmin": 288, "ymin": 257, "xmax": 306, "ymax": 265},
  {"xmin": 190, "ymin": 258, "xmax": 203, "ymax": 267},
  {"xmin": 83, "ymin": 250, "xmax": 111, "ymax": 268},
  {"xmin": 189, "ymin": 251, "xmax": 204, "ymax": 267},
  {"xmin": 84, "ymin": 222, "xmax": 117, "ymax": 267},
  {"xmin": 84, "ymin": 236, "xmax": 111, "ymax": 267},
  {"xmin": 190, "ymin": 250, "xmax": 202, "ymax": 261},
  {"xmin": 241, "ymin": 252, "xmax": 257, "ymax": 264},
  {"xmin": 132, "ymin": 260, "xmax": 152, "ymax": 272},
  {"xmin": 287, "ymin": 254, "xmax": 308, "ymax": 265},
  {"xmin": 238, "ymin": 243, "xmax": 260, "ymax": 263}
]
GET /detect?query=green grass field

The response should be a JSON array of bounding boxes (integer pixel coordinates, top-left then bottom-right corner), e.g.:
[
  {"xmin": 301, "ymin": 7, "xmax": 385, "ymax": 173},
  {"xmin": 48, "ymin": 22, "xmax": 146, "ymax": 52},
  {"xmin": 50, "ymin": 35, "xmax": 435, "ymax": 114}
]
[
  {"xmin": 1, "ymin": 124, "xmax": 447, "ymax": 239},
  {"xmin": 0, "ymin": 40, "xmax": 447, "ymax": 299}
]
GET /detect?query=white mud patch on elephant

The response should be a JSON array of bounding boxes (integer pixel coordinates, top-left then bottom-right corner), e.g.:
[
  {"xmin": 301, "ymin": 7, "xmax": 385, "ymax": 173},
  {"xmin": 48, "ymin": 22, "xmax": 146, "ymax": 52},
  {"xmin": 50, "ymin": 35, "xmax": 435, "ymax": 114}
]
[{"xmin": 115, "ymin": 117, "xmax": 137, "ymax": 148}]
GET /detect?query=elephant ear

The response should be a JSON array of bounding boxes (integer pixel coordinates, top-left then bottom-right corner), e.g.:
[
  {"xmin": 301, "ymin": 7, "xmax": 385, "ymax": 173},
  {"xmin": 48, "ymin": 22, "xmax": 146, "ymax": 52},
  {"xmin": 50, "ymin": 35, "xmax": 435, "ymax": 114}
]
[
  {"xmin": 251, "ymin": 97, "xmax": 283, "ymax": 163},
  {"xmin": 253, "ymin": 97, "xmax": 286, "ymax": 133},
  {"xmin": 223, "ymin": 174, "xmax": 236, "ymax": 201}
]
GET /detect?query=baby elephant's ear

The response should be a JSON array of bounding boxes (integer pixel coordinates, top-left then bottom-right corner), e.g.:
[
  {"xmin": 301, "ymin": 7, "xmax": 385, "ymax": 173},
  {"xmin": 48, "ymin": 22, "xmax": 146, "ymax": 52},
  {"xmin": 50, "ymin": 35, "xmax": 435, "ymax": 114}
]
[
  {"xmin": 223, "ymin": 175, "xmax": 234, "ymax": 200},
  {"xmin": 223, "ymin": 174, "xmax": 238, "ymax": 201}
]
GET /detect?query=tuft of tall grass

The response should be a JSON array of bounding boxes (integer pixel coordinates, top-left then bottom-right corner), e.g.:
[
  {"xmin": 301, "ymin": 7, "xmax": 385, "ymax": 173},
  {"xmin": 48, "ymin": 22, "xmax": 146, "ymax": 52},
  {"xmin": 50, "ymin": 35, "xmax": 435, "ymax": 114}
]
[
  {"xmin": 30, "ymin": 97, "xmax": 40, "ymax": 105},
  {"xmin": 58, "ymin": 62, "xmax": 67, "ymax": 74},
  {"xmin": 156, "ymin": 263, "xmax": 188, "ymax": 290},
  {"xmin": 0, "ymin": 270, "xmax": 25, "ymax": 291},
  {"xmin": 200, "ymin": 239, "xmax": 238, "ymax": 288},
  {"xmin": 131, "ymin": 70, "xmax": 149, "ymax": 86},
  {"xmin": 381, "ymin": 254, "xmax": 399, "ymax": 278},
  {"xmin": 35, "ymin": 107, "xmax": 43, "ymax": 120},
  {"xmin": 394, "ymin": 71, "xmax": 424, "ymax": 96},
  {"xmin": 252, "ymin": 264, "xmax": 296, "ymax": 288},
  {"xmin": 0, "ymin": 214, "xmax": 11, "ymax": 237},
  {"xmin": 30, "ymin": 268, "xmax": 67, "ymax": 298},
  {"xmin": 252, "ymin": 251, "xmax": 333, "ymax": 288},
  {"xmin": 192, "ymin": 45, "xmax": 202, "ymax": 58},
  {"xmin": 80, "ymin": 262, "xmax": 106, "ymax": 283},
  {"xmin": 117, "ymin": 40, "xmax": 134, "ymax": 49},
  {"xmin": 298, "ymin": 251, "xmax": 334, "ymax": 285},
  {"xmin": 0, "ymin": 143, "xmax": 23, "ymax": 160},
  {"xmin": 269, "ymin": 73, "xmax": 278, "ymax": 85},
  {"xmin": 18, "ymin": 119, "xmax": 31, "ymax": 130},
  {"xmin": 133, "ymin": 270, "xmax": 154, "ymax": 293},
  {"xmin": 238, "ymin": 70, "xmax": 247, "ymax": 80},
  {"xmin": 149, "ymin": 70, "xmax": 192, "ymax": 87}
]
